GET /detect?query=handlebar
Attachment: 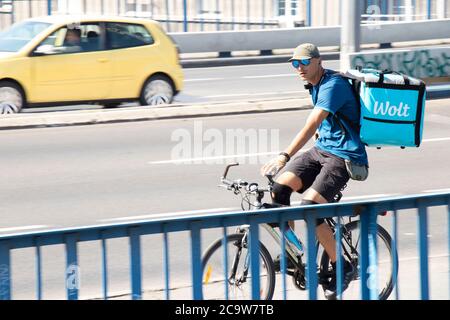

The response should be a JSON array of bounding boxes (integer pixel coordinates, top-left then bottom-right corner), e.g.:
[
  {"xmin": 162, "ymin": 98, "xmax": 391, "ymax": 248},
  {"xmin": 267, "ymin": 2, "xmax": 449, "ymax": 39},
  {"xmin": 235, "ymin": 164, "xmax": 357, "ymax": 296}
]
[{"xmin": 219, "ymin": 163, "xmax": 274, "ymax": 196}]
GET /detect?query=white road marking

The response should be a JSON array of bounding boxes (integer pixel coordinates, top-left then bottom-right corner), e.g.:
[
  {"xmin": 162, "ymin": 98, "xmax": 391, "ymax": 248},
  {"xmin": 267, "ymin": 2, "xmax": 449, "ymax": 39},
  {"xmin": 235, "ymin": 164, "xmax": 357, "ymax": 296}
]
[
  {"xmin": 291, "ymin": 194, "xmax": 399, "ymax": 205},
  {"xmin": 99, "ymin": 207, "xmax": 236, "ymax": 222},
  {"xmin": 184, "ymin": 78, "xmax": 225, "ymax": 82},
  {"xmin": 342, "ymin": 194, "xmax": 400, "ymax": 201},
  {"xmin": 422, "ymin": 137, "xmax": 450, "ymax": 143},
  {"xmin": 423, "ymin": 188, "xmax": 450, "ymax": 193},
  {"xmin": 205, "ymin": 91, "xmax": 305, "ymax": 98},
  {"xmin": 242, "ymin": 74, "xmax": 297, "ymax": 79},
  {"xmin": 0, "ymin": 225, "xmax": 49, "ymax": 233},
  {"xmin": 148, "ymin": 151, "xmax": 281, "ymax": 165}
]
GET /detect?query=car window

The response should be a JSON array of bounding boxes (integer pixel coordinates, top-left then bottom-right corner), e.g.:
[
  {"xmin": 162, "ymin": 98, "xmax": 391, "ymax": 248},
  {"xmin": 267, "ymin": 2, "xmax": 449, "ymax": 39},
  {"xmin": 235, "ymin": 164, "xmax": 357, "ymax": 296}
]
[
  {"xmin": 106, "ymin": 23, "xmax": 154, "ymax": 50},
  {"xmin": 36, "ymin": 23, "xmax": 103, "ymax": 55},
  {"xmin": 0, "ymin": 21, "xmax": 51, "ymax": 52}
]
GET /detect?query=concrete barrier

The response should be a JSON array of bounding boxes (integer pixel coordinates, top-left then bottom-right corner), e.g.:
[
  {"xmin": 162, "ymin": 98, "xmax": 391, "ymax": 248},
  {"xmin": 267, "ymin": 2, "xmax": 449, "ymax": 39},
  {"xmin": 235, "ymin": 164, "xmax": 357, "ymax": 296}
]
[{"xmin": 170, "ymin": 19, "xmax": 450, "ymax": 54}]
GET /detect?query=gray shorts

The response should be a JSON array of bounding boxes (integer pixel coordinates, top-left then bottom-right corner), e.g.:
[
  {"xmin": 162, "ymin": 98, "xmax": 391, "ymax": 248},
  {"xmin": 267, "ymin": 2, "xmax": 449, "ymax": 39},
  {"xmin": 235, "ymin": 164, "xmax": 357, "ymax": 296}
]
[{"xmin": 284, "ymin": 147, "xmax": 350, "ymax": 203}]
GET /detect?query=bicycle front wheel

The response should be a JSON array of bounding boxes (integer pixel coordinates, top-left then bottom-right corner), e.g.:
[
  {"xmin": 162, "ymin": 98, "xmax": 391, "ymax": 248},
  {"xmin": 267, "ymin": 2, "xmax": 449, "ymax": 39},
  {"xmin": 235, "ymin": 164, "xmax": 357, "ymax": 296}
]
[
  {"xmin": 202, "ymin": 233, "xmax": 275, "ymax": 300},
  {"xmin": 319, "ymin": 221, "xmax": 398, "ymax": 300}
]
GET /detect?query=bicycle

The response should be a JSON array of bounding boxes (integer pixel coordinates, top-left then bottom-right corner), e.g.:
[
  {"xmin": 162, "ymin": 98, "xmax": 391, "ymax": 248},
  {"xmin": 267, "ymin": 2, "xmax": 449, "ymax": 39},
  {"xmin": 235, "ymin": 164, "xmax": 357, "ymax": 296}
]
[{"xmin": 201, "ymin": 163, "xmax": 398, "ymax": 300}]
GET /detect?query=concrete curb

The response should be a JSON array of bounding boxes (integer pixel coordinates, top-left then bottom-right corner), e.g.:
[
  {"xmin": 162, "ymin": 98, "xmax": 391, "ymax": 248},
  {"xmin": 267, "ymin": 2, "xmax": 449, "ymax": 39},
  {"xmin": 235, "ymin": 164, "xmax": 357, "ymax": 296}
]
[{"xmin": 0, "ymin": 98, "xmax": 313, "ymax": 130}]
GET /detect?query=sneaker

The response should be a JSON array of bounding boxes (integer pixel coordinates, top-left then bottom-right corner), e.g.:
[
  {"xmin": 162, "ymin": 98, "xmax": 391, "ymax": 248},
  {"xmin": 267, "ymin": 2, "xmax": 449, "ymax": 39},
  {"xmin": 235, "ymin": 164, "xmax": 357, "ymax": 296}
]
[
  {"xmin": 324, "ymin": 260, "xmax": 356, "ymax": 300},
  {"xmin": 273, "ymin": 254, "xmax": 296, "ymax": 272}
]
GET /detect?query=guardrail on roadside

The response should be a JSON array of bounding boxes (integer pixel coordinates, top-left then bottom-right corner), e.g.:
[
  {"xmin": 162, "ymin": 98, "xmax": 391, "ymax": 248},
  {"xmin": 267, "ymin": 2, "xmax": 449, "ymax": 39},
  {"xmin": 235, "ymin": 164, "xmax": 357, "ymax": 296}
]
[
  {"xmin": 0, "ymin": 192, "xmax": 448, "ymax": 300},
  {"xmin": 170, "ymin": 19, "xmax": 450, "ymax": 55}
]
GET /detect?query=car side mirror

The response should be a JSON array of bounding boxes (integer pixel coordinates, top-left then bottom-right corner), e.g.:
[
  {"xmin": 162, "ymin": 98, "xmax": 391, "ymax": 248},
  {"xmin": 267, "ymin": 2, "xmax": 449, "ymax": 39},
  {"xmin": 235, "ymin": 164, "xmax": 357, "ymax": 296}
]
[{"xmin": 32, "ymin": 44, "xmax": 59, "ymax": 56}]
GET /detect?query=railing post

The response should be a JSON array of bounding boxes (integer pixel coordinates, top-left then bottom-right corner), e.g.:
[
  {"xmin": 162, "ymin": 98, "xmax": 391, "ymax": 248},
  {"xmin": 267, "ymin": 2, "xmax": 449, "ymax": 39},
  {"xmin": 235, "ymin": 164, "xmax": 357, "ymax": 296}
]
[
  {"xmin": 190, "ymin": 222, "xmax": 203, "ymax": 300},
  {"xmin": 417, "ymin": 203, "xmax": 429, "ymax": 300},
  {"xmin": 427, "ymin": 0, "xmax": 432, "ymax": 19},
  {"xmin": 65, "ymin": 234, "xmax": 79, "ymax": 300},
  {"xmin": 335, "ymin": 210, "xmax": 343, "ymax": 300},
  {"xmin": 368, "ymin": 205, "xmax": 379, "ymax": 300},
  {"xmin": 183, "ymin": 0, "xmax": 188, "ymax": 32},
  {"xmin": 306, "ymin": 0, "xmax": 312, "ymax": 26},
  {"xmin": 35, "ymin": 237, "xmax": 43, "ymax": 300},
  {"xmin": 359, "ymin": 206, "xmax": 370, "ymax": 300},
  {"xmin": 163, "ymin": 224, "xmax": 170, "ymax": 300},
  {"xmin": 0, "ymin": 241, "xmax": 11, "ymax": 300},
  {"xmin": 47, "ymin": 0, "xmax": 52, "ymax": 15},
  {"xmin": 129, "ymin": 228, "xmax": 142, "ymax": 300},
  {"xmin": 101, "ymin": 233, "xmax": 108, "ymax": 300},
  {"xmin": 221, "ymin": 224, "xmax": 229, "ymax": 300},
  {"xmin": 392, "ymin": 209, "xmax": 400, "ymax": 300},
  {"xmin": 249, "ymin": 217, "xmax": 260, "ymax": 300},
  {"xmin": 448, "ymin": 201, "xmax": 450, "ymax": 298},
  {"xmin": 165, "ymin": 0, "xmax": 171, "ymax": 32},
  {"xmin": 279, "ymin": 217, "xmax": 287, "ymax": 300},
  {"xmin": 305, "ymin": 210, "xmax": 318, "ymax": 300}
]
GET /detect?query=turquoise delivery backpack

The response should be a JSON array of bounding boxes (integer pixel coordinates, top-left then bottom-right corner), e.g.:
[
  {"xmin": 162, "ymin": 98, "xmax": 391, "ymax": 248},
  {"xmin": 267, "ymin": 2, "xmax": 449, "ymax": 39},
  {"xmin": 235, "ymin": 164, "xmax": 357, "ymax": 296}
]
[{"xmin": 342, "ymin": 68, "xmax": 427, "ymax": 148}]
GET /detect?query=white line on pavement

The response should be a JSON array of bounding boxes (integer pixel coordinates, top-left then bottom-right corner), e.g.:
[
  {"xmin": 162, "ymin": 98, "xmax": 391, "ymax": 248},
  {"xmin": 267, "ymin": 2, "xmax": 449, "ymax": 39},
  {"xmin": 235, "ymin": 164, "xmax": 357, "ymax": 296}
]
[
  {"xmin": 184, "ymin": 78, "xmax": 225, "ymax": 82},
  {"xmin": 99, "ymin": 207, "xmax": 237, "ymax": 222},
  {"xmin": 204, "ymin": 91, "xmax": 305, "ymax": 98},
  {"xmin": 147, "ymin": 136, "xmax": 449, "ymax": 165},
  {"xmin": 422, "ymin": 137, "xmax": 450, "ymax": 143},
  {"xmin": 242, "ymin": 74, "xmax": 297, "ymax": 79},
  {"xmin": 148, "ymin": 151, "xmax": 281, "ymax": 165},
  {"xmin": 0, "ymin": 225, "xmax": 49, "ymax": 233},
  {"xmin": 336, "ymin": 193, "xmax": 399, "ymax": 201},
  {"xmin": 290, "ymin": 194, "xmax": 399, "ymax": 205},
  {"xmin": 423, "ymin": 188, "xmax": 450, "ymax": 193}
]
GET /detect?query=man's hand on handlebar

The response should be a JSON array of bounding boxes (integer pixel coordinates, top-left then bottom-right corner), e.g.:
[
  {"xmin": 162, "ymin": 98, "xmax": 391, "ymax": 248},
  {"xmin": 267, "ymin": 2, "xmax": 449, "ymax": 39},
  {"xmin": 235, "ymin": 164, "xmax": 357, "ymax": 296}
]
[{"xmin": 260, "ymin": 154, "xmax": 288, "ymax": 177}]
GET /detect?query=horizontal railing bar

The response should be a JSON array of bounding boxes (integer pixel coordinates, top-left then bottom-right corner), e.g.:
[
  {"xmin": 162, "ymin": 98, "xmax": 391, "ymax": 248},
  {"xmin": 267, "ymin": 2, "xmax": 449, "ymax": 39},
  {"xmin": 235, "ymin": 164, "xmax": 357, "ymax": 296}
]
[{"xmin": 0, "ymin": 193, "xmax": 448, "ymax": 250}]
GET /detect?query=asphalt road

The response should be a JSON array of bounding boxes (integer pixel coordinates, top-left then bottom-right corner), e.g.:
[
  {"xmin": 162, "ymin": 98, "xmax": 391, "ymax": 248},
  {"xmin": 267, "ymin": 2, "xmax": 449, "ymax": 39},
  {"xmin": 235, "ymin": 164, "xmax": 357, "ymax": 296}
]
[{"xmin": 1, "ymin": 97, "xmax": 449, "ymax": 300}]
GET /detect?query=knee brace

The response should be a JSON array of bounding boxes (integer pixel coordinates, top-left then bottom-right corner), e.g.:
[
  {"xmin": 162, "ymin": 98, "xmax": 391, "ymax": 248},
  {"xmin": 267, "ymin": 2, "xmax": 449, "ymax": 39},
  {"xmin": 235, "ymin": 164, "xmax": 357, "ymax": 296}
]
[
  {"xmin": 300, "ymin": 200, "xmax": 325, "ymax": 226},
  {"xmin": 272, "ymin": 182, "xmax": 293, "ymax": 206}
]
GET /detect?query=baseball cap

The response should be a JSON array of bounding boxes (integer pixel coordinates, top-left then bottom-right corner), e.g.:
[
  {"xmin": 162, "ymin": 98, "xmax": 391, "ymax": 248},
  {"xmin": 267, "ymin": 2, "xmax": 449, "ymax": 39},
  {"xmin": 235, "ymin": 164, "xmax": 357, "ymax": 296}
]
[{"xmin": 289, "ymin": 43, "xmax": 321, "ymax": 61}]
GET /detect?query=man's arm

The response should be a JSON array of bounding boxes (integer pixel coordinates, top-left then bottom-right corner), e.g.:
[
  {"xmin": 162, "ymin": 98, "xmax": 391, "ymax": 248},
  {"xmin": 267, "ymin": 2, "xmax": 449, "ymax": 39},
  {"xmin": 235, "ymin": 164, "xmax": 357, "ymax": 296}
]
[
  {"xmin": 283, "ymin": 108, "xmax": 329, "ymax": 157},
  {"xmin": 260, "ymin": 108, "xmax": 329, "ymax": 176}
]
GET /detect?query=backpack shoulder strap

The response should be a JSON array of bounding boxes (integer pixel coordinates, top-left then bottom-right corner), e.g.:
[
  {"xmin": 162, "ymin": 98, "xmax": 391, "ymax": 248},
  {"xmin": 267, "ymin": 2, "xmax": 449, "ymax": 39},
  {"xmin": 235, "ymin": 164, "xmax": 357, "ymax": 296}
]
[
  {"xmin": 305, "ymin": 70, "xmax": 361, "ymax": 134},
  {"xmin": 332, "ymin": 72, "xmax": 362, "ymax": 134}
]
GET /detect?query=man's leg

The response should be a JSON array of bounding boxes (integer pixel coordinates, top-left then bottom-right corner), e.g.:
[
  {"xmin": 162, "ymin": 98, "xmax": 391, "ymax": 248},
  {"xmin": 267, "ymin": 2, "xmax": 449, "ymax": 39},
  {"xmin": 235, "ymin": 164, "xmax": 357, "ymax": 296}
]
[
  {"xmin": 303, "ymin": 188, "xmax": 355, "ymax": 300},
  {"xmin": 302, "ymin": 189, "xmax": 337, "ymax": 262},
  {"xmin": 273, "ymin": 172, "xmax": 302, "ymax": 229}
]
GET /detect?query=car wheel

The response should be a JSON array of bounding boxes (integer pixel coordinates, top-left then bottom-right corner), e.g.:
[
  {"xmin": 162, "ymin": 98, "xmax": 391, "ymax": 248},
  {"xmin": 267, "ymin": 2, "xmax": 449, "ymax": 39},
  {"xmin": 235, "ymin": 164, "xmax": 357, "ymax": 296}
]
[
  {"xmin": 140, "ymin": 75, "xmax": 174, "ymax": 106},
  {"xmin": 0, "ymin": 81, "xmax": 25, "ymax": 114}
]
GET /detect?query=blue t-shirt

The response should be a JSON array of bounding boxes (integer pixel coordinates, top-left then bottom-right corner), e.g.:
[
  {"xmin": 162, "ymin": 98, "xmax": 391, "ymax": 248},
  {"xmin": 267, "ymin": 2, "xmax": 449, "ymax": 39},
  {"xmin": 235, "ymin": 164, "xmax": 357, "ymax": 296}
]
[{"xmin": 311, "ymin": 69, "xmax": 368, "ymax": 165}]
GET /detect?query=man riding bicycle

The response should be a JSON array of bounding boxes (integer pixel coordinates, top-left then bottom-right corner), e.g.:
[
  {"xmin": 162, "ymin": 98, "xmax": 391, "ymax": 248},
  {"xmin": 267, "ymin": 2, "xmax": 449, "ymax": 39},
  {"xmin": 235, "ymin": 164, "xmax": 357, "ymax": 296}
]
[{"xmin": 261, "ymin": 43, "xmax": 368, "ymax": 300}]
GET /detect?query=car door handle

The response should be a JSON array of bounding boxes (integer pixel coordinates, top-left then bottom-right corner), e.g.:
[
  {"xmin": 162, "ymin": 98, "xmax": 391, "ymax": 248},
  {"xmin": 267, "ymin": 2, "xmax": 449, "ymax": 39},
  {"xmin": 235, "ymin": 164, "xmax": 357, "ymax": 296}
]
[{"xmin": 97, "ymin": 58, "xmax": 109, "ymax": 63}]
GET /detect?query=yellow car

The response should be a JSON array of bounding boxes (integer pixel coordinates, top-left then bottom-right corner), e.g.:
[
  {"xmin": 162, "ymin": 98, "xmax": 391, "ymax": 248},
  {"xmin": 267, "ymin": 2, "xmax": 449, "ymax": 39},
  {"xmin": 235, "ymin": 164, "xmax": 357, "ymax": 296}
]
[{"xmin": 0, "ymin": 15, "xmax": 184, "ymax": 113}]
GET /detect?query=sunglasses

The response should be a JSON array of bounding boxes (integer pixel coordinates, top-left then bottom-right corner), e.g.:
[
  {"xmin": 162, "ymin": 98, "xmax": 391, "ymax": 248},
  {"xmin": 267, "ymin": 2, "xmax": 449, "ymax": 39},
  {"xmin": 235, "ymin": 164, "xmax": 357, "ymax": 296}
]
[{"xmin": 291, "ymin": 59, "xmax": 311, "ymax": 68}]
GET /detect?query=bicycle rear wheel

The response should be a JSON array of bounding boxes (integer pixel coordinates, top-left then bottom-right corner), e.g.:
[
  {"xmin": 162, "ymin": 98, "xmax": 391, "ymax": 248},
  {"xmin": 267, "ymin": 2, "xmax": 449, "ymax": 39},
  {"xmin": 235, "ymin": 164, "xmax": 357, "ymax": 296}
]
[
  {"xmin": 202, "ymin": 233, "xmax": 275, "ymax": 300},
  {"xmin": 319, "ymin": 221, "xmax": 398, "ymax": 300}
]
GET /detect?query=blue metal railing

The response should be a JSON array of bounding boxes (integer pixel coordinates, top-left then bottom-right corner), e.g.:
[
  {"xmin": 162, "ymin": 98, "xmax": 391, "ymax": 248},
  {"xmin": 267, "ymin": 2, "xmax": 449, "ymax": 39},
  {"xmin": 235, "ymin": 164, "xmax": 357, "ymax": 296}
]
[
  {"xmin": 0, "ymin": 192, "xmax": 448, "ymax": 300},
  {"xmin": 0, "ymin": 1, "xmax": 441, "ymax": 32}
]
